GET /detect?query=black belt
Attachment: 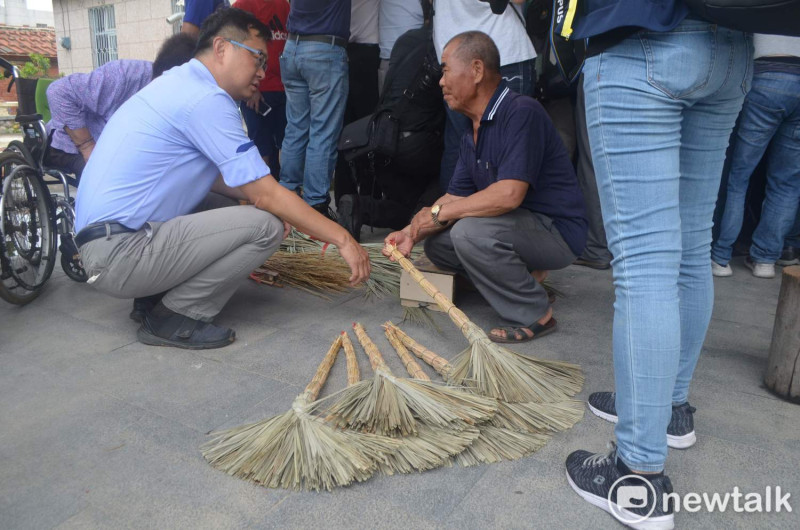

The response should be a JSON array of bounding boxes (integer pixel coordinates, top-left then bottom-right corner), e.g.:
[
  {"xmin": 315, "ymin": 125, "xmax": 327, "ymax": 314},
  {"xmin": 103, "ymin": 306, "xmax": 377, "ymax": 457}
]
[
  {"xmin": 75, "ymin": 222, "xmax": 136, "ymax": 248},
  {"xmin": 288, "ymin": 33, "xmax": 347, "ymax": 48}
]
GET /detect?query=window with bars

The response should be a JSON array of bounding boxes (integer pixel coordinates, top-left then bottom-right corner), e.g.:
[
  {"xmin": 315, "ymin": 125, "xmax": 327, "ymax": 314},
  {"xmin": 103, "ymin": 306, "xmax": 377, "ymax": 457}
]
[{"xmin": 88, "ymin": 5, "xmax": 118, "ymax": 68}]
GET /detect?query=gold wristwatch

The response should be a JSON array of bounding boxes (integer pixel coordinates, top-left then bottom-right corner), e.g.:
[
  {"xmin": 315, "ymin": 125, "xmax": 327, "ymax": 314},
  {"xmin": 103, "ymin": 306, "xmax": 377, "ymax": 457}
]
[{"xmin": 431, "ymin": 204, "xmax": 448, "ymax": 227}]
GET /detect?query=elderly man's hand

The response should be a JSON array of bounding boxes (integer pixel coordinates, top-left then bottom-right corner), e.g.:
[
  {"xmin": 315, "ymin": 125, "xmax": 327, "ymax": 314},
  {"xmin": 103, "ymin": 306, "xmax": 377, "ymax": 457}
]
[
  {"xmin": 282, "ymin": 220, "xmax": 291, "ymax": 239},
  {"xmin": 383, "ymin": 230, "xmax": 415, "ymax": 260},
  {"xmin": 338, "ymin": 239, "xmax": 371, "ymax": 286},
  {"xmin": 409, "ymin": 207, "xmax": 440, "ymax": 240}
]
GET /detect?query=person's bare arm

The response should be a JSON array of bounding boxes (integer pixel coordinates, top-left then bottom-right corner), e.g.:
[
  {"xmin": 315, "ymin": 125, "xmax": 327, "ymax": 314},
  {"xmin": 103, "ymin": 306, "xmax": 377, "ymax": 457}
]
[
  {"xmin": 211, "ymin": 174, "xmax": 248, "ymax": 201},
  {"xmin": 181, "ymin": 22, "xmax": 201, "ymax": 38},
  {"xmin": 408, "ymin": 180, "xmax": 528, "ymax": 239},
  {"xmin": 239, "ymin": 175, "xmax": 370, "ymax": 285},
  {"xmin": 65, "ymin": 126, "xmax": 95, "ymax": 161}
]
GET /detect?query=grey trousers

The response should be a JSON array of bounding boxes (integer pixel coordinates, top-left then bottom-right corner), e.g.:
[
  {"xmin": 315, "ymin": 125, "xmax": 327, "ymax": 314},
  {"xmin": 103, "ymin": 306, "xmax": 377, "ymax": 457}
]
[
  {"xmin": 424, "ymin": 210, "xmax": 576, "ymax": 327},
  {"xmin": 79, "ymin": 206, "xmax": 284, "ymax": 322},
  {"xmin": 576, "ymin": 76, "xmax": 612, "ymax": 264}
]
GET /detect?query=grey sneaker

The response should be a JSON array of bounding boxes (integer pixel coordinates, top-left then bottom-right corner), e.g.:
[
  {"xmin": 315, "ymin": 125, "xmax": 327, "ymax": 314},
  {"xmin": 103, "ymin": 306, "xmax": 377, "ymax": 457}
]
[
  {"xmin": 566, "ymin": 441, "xmax": 675, "ymax": 529},
  {"xmin": 587, "ymin": 392, "xmax": 697, "ymax": 449},
  {"xmin": 711, "ymin": 260, "xmax": 732, "ymax": 277},
  {"xmin": 745, "ymin": 256, "xmax": 775, "ymax": 279}
]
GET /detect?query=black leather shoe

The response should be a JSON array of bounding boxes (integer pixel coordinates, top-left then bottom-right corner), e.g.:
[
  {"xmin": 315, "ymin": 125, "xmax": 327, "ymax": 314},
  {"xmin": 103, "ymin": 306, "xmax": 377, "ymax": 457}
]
[
  {"xmin": 137, "ymin": 302, "xmax": 235, "ymax": 350},
  {"xmin": 129, "ymin": 292, "xmax": 167, "ymax": 323}
]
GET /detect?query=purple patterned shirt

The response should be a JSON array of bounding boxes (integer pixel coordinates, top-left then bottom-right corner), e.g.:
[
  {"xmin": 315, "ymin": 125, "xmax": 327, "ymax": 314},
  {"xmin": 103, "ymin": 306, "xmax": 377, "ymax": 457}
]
[{"xmin": 46, "ymin": 60, "xmax": 153, "ymax": 154}]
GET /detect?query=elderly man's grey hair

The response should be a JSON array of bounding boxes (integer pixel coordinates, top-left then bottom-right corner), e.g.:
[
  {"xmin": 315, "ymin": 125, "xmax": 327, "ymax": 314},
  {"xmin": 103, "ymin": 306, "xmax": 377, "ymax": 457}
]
[{"xmin": 445, "ymin": 31, "xmax": 501, "ymax": 75}]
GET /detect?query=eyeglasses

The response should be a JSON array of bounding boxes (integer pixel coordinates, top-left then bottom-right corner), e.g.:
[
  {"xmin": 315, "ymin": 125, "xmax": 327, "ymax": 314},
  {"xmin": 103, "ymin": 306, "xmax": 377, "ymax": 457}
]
[{"xmin": 224, "ymin": 38, "xmax": 267, "ymax": 71}]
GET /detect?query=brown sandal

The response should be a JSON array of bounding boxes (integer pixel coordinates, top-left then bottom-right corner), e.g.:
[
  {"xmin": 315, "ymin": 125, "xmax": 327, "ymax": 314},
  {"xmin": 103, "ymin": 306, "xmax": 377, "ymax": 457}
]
[{"xmin": 489, "ymin": 318, "xmax": 558, "ymax": 344}]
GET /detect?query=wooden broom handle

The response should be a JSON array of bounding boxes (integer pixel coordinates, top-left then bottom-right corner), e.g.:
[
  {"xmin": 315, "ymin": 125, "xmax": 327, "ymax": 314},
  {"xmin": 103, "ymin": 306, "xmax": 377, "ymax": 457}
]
[
  {"xmin": 352, "ymin": 322, "xmax": 391, "ymax": 373},
  {"xmin": 304, "ymin": 334, "xmax": 342, "ymax": 401},
  {"xmin": 341, "ymin": 331, "xmax": 360, "ymax": 386},
  {"xmin": 385, "ymin": 323, "xmax": 452, "ymax": 377},
  {"xmin": 383, "ymin": 325, "xmax": 430, "ymax": 381},
  {"xmin": 386, "ymin": 245, "xmax": 473, "ymax": 335}
]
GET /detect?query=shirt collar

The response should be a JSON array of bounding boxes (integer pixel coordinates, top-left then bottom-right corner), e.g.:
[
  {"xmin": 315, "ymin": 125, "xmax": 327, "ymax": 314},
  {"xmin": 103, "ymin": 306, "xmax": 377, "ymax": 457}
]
[{"xmin": 480, "ymin": 80, "xmax": 511, "ymax": 123}]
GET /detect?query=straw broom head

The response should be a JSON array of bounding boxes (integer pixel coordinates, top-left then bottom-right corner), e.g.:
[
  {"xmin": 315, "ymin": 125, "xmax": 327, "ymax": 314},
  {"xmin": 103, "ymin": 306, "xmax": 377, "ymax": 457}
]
[
  {"xmin": 384, "ymin": 323, "xmax": 554, "ymax": 466},
  {"xmin": 386, "ymin": 323, "xmax": 585, "ymax": 434},
  {"xmin": 385, "ymin": 245, "xmax": 584, "ymax": 403},
  {"xmin": 202, "ymin": 335, "xmax": 401, "ymax": 491},
  {"xmin": 336, "ymin": 330, "xmax": 480, "ymax": 474},
  {"xmin": 325, "ymin": 323, "xmax": 497, "ymax": 436}
]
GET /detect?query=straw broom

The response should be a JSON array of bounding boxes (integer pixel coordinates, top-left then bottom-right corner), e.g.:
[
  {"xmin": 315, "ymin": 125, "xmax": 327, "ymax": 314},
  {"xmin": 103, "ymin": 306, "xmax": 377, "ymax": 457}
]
[
  {"xmin": 201, "ymin": 335, "xmax": 401, "ymax": 491},
  {"xmin": 326, "ymin": 323, "xmax": 497, "ymax": 437},
  {"xmin": 385, "ymin": 245, "xmax": 584, "ymax": 403},
  {"xmin": 339, "ymin": 331, "xmax": 469, "ymax": 473},
  {"xmin": 385, "ymin": 323, "xmax": 585, "ymax": 434},
  {"xmin": 383, "ymin": 325, "xmax": 550, "ymax": 466}
]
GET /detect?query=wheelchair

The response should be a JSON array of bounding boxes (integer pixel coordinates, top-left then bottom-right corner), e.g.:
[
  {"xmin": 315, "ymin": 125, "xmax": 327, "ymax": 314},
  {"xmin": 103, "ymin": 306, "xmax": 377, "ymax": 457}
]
[{"xmin": 1, "ymin": 57, "xmax": 86, "ymax": 306}]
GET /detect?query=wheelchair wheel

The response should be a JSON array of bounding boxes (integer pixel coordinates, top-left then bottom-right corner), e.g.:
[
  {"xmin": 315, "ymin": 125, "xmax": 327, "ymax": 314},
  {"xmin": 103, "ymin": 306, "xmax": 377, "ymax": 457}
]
[{"xmin": 0, "ymin": 152, "xmax": 57, "ymax": 293}]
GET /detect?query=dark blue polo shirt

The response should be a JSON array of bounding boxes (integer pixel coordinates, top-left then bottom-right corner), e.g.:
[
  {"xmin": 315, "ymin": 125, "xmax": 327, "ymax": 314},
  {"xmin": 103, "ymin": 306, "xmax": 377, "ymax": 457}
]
[
  {"xmin": 448, "ymin": 82, "xmax": 587, "ymax": 256},
  {"xmin": 287, "ymin": 0, "xmax": 351, "ymax": 41}
]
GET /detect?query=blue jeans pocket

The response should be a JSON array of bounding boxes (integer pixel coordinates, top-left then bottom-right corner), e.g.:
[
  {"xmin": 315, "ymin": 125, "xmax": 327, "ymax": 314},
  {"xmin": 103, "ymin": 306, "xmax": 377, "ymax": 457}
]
[{"xmin": 640, "ymin": 28, "xmax": 715, "ymax": 99}]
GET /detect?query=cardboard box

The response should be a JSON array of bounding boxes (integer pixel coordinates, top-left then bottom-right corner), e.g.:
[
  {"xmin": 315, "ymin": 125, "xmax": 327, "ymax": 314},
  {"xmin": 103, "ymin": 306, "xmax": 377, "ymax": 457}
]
[{"xmin": 400, "ymin": 255, "xmax": 455, "ymax": 312}]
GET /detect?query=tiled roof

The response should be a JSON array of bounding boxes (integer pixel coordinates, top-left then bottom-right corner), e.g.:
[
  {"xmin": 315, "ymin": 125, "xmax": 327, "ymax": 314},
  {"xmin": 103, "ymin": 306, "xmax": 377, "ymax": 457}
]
[{"xmin": 0, "ymin": 25, "xmax": 57, "ymax": 58}]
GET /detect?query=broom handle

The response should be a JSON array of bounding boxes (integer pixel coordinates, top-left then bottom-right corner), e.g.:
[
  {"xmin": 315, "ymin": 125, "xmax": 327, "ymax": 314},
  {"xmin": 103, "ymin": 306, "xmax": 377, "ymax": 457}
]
[
  {"xmin": 352, "ymin": 322, "xmax": 392, "ymax": 373},
  {"xmin": 383, "ymin": 325, "xmax": 431, "ymax": 381},
  {"xmin": 304, "ymin": 334, "xmax": 343, "ymax": 401},
  {"xmin": 341, "ymin": 331, "xmax": 360, "ymax": 386},
  {"xmin": 385, "ymin": 323, "xmax": 452, "ymax": 377},
  {"xmin": 387, "ymin": 246, "xmax": 472, "ymax": 335}
]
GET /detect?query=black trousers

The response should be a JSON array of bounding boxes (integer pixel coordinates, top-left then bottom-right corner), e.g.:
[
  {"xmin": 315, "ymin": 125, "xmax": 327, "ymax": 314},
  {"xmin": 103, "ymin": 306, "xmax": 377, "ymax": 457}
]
[{"xmin": 343, "ymin": 43, "xmax": 380, "ymax": 124}]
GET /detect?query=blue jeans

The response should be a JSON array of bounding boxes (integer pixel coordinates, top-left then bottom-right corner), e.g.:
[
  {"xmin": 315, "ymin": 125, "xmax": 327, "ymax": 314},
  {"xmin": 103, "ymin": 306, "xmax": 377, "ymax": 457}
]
[
  {"xmin": 711, "ymin": 67, "xmax": 800, "ymax": 265},
  {"xmin": 241, "ymin": 90, "xmax": 287, "ymax": 179},
  {"xmin": 584, "ymin": 19, "xmax": 751, "ymax": 472},
  {"xmin": 439, "ymin": 59, "xmax": 535, "ymax": 193},
  {"xmin": 279, "ymin": 40, "xmax": 348, "ymax": 206}
]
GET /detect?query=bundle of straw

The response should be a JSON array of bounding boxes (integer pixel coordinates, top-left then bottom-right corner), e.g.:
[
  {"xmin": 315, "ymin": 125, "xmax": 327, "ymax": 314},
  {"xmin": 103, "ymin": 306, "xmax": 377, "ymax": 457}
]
[
  {"xmin": 325, "ymin": 322, "xmax": 498, "ymax": 437},
  {"xmin": 385, "ymin": 323, "xmax": 584, "ymax": 435},
  {"xmin": 252, "ymin": 229, "xmax": 421, "ymax": 299},
  {"xmin": 201, "ymin": 335, "xmax": 400, "ymax": 491},
  {"xmin": 386, "ymin": 245, "xmax": 584, "ymax": 403},
  {"xmin": 340, "ymin": 331, "xmax": 473, "ymax": 473},
  {"xmin": 383, "ymin": 325, "xmax": 549, "ymax": 466}
]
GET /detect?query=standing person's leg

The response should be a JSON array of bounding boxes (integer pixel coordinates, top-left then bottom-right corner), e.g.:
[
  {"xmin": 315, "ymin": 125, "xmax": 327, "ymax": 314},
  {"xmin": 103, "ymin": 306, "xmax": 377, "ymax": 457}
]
[
  {"xmin": 779, "ymin": 207, "xmax": 800, "ymax": 265},
  {"xmin": 710, "ymin": 72, "xmax": 785, "ymax": 269},
  {"xmin": 261, "ymin": 90, "xmax": 287, "ymax": 179},
  {"xmin": 344, "ymin": 42, "xmax": 380, "ymax": 123},
  {"xmin": 439, "ymin": 105, "xmax": 471, "ymax": 193},
  {"xmin": 748, "ymin": 81, "xmax": 800, "ymax": 267},
  {"xmin": 279, "ymin": 40, "xmax": 310, "ymax": 194},
  {"xmin": 241, "ymin": 95, "xmax": 269, "ymax": 159},
  {"xmin": 300, "ymin": 42, "xmax": 349, "ymax": 208},
  {"xmin": 574, "ymin": 75, "xmax": 612, "ymax": 269},
  {"xmin": 672, "ymin": 48, "xmax": 751, "ymax": 427}
]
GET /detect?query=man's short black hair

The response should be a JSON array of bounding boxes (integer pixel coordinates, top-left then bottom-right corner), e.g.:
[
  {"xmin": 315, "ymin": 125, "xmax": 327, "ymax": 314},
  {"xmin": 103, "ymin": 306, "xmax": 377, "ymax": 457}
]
[
  {"xmin": 446, "ymin": 31, "xmax": 501, "ymax": 76},
  {"xmin": 195, "ymin": 7, "xmax": 271, "ymax": 55},
  {"xmin": 153, "ymin": 33, "xmax": 197, "ymax": 78}
]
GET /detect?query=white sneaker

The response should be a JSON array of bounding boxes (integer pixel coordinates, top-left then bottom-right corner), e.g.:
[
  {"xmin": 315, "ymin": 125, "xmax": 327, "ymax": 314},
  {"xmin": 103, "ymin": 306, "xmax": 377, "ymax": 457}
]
[
  {"xmin": 711, "ymin": 260, "xmax": 732, "ymax": 277},
  {"xmin": 745, "ymin": 257, "xmax": 775, "ymax": 279}
]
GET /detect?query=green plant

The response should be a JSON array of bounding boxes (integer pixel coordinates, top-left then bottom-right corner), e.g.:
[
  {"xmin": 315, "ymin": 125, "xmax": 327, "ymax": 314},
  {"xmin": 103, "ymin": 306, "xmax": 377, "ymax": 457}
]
[{"xmin": 19, "ymin": 54, "xmax": 50, "ymax": 79}]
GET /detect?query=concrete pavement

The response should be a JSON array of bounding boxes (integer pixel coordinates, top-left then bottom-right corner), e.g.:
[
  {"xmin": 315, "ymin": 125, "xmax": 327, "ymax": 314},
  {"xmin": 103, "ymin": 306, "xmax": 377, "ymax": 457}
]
[{"xmin": 1, "ymin": 231, "xmax": 798, "ymax": 529}]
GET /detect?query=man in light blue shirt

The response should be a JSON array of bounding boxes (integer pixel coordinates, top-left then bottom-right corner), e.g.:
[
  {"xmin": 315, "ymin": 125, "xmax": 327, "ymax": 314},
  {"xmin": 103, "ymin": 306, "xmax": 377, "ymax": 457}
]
[{"xmin": 75, "ymin": 8, "xmax": 370, "ymax": 350}]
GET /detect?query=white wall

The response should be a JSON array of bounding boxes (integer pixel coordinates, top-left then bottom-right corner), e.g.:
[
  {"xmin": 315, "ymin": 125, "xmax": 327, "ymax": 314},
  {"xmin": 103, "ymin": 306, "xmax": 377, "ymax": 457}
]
[
  {"xmin": 53, "ymin": 0, "xmax": 175, "ymax": 74},
  {"xmin": 1, "ymin": 0, "xmax": 55, "ymax": 26}
]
